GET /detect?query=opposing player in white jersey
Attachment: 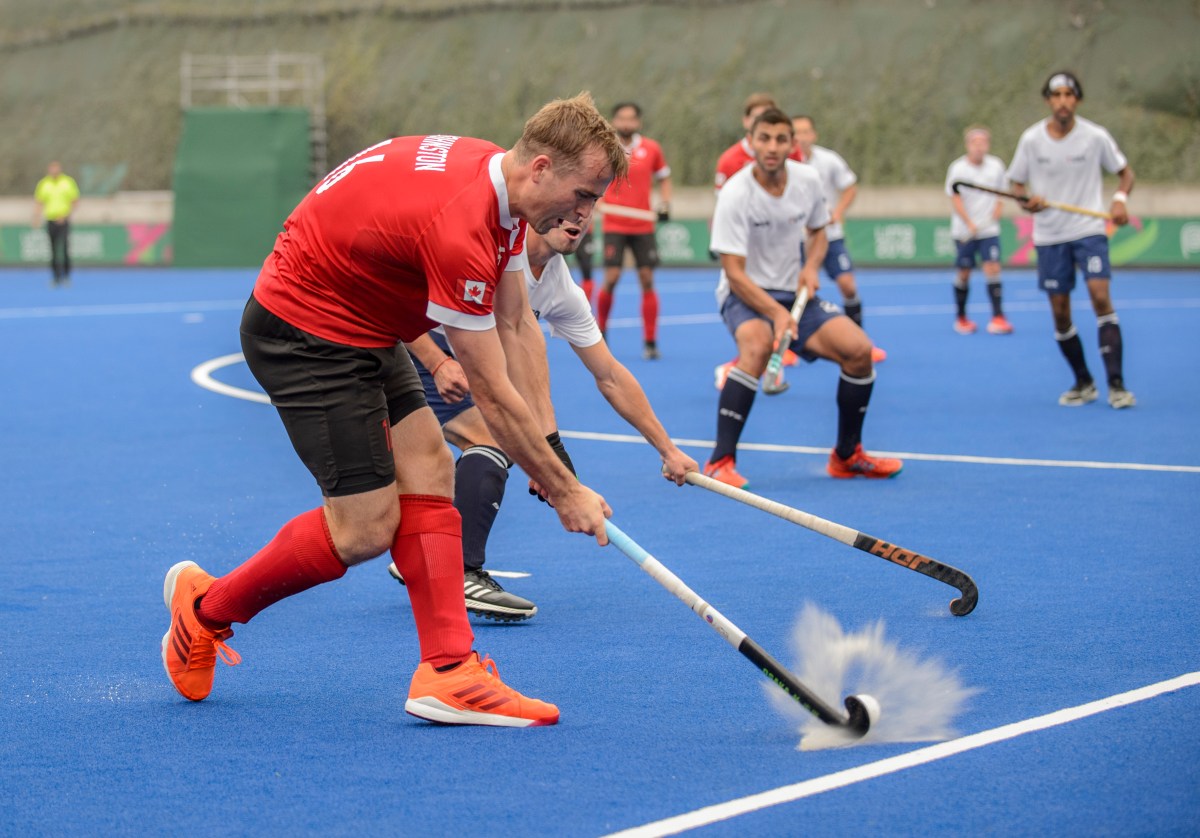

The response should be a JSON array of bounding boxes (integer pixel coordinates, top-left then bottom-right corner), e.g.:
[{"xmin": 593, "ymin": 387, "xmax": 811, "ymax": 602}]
[
  {"xmin": 945, "ymin": 126, "xmax": 1013, "ymax": 335},
  {"xmin": 397, "ymin": 222, "xmax": 698, "ymax": 619},
  {"xmin": 792, "ymin": 115, "xmax": 887, "ymax": 364},
  {"xmin": 1008, "ymin": 71, "xmax": 1136, "ymax": 409},
  {"xmin": 703, "ymin": 108, "xmax": 902, "ymax": 489}
]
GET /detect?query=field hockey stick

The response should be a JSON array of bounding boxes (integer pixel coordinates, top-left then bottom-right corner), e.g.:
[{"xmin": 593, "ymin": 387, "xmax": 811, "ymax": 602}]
[
  {"xmin": 762, "ymin": 287, "xmax": 810, "ymax": 396},
  {"xmin": 595, "ymin": 201, "xmax": 661, "ymax": 223},
  {"xmin": 604, "ymin": 519, "xmax": 878, "ymax": 734},
  {"xmin": 685, "ymin": 472, "xmax": 979, "ymax": 616},
  {"xmin": 950, "ymin": 180, "xmax": 1111, "ymax": 221}
]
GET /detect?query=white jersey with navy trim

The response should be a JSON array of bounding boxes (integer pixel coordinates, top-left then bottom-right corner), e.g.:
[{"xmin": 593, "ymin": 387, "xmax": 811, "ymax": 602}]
[
  {"xmin": 804, "ymin": 144, "xmax": 857, "ymax": 241},
  {"xmin": 710, "ymin": 159, "xmax": 830, "ymax": 308},
  {"xmin": 1007, "ymin": 116, "xmax": 1128, "ymax": 246},
  {"xmin": 945, "ymin": 154, "xmax": 1007, "ymax": 241},
  {"xmin": 524, "ymin": 253, "xmax": 603, "ymax": 348}
]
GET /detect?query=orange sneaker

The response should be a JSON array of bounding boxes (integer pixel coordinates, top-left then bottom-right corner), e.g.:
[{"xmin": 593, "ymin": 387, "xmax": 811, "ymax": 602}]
[
  {"xmin": 870, "ymin": 345, "xmax": 887, "ymax": 363},
  {"xmin": 162, "ymin": 561, "xmax": 241, "ymax": 701},
  {"xmin": 782, "ymin": 348, "xmax": 800, "ymax": 367},
  {"xmin": 827, "ymin": 445, "xmax": 903, "ymax": 479},
  {"xmin": 406, "ymin": 651, "xmax": 559, "ymax": 727},
  {"xmin": 987, "ymin": 315, "xmax": 1014, "ymax": 335},
  {"xmin": 704, "ymin": 455, "xmax": 749, "ymax": 489},
  {"xmin": 954, "ymin": 317, "xmax": 978, "ymax": 335}
]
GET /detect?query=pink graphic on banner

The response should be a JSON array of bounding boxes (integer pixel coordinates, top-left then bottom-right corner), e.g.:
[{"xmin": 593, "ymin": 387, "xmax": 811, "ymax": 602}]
[{"xmin": 125, "ymin": 224, "xmax": 169, "ymax": 265}]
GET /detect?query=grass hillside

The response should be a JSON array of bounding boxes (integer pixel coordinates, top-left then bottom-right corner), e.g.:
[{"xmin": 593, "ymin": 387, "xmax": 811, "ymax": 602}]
[{"xmin": 1, "ymin": 0, "xmax": 1197, "ymax": 193}]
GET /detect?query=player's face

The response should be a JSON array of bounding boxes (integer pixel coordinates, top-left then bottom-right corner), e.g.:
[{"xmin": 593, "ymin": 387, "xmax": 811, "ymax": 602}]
[
  {"xmin": 965, "ymin": 131, "xmax": 989, "ymax": 162},
  {"xmin": 47, "ymin": 162, "xmax": 61, "ymax": 177},
  {"xmin": 528, "ymin": 146, "xmax": 612, "ymax": 235},
  {"xmin": 792, "ymin": 118, "xmax": 816, "ymax": 154},
  {"xmin": 751, "ymin": 122, "xmax": 794, "ymax": 174},
  {"xmin": 611, "ymin": 107, "xmax": 641, "ymax": 139},
  {"xmin": 1046, "ymin": 88, "xmax": 1078, "ymax": 124}
]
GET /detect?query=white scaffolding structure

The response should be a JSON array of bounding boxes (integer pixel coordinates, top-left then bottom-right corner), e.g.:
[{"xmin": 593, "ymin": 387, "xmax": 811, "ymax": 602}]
[{"xmin": 180, "ymin": 52, "xmax": 327, "ymax": 180}]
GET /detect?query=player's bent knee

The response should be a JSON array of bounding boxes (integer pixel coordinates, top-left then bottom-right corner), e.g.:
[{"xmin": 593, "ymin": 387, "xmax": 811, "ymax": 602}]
[{"xmin": 325, "ymin": 491, "xmax": 401, "ymax": 564}]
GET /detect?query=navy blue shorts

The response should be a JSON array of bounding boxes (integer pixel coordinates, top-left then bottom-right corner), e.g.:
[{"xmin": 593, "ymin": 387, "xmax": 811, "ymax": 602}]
[
  {"xmin": 719, "ymin": 290, "xmax": 843, "ymax": 363},
  {"xmin": 1036, "ymin": 235, "xmax": 1111, "ymax": 294},
  {"xmin": 822, "ymin": 238, "xmax": 855, "ymax": 279},
  {"xmin": 955, "ymin": 236, "xmax": 1002, "ymax": 269},
  {"xmin": 411, "ymin": 331, "xmax": 476, "ymax": 426}
]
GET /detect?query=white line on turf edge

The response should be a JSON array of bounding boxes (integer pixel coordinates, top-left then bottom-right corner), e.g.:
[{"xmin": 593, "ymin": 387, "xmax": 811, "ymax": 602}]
[
  {"xmin": 560, "ymin": 430, "xmax": 1200, "ymax": 474},
  {"xmin": 602, "ymin": 671, "xmax": 1200, "ymax": 838},
  {"xmin": 190, "ymin": 355, "xmax": 1200, "ymax": 474}
]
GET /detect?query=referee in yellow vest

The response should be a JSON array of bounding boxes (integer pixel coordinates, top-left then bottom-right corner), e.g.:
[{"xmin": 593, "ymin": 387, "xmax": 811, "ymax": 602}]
[{"xmin": 33, "ymin": 161, "xmax": 80, "ymax": 287}]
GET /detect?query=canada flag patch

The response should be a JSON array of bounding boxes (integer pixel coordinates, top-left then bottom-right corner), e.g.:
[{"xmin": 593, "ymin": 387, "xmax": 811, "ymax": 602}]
[{"xmin": 459, "ymin": 278, "xmax": 493, "ymax": 307}]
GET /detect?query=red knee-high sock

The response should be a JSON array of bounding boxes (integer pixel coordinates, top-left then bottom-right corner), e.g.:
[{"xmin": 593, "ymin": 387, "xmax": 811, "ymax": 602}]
[
  {"xmin": 391, "ymin": 494, "xmax": 473, "ymax": 668},
  {"xmin": 198, "ymin": 508, "xmax": 347, "ymax": 626},
  {"xmin": 597, "ymin": 287, "xmax": 614, "ymax": 334},
  {"xmin": 642, "ymin": 289, "xmax": 659, "ymax": 344},
  {"xmin": 581, "ymin": 278, "xmax": 595, "ymax": 307}
]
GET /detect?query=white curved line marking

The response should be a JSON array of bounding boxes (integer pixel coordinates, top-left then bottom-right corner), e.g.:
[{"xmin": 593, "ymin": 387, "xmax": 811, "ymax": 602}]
[{"xmin": 190, "ymin": 352, "xmax": 270, "ymax": 405}]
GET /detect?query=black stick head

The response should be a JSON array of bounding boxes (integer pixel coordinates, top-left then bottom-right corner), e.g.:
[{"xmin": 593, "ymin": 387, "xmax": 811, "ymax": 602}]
[
  {"xmin": 843, "ymin": 693, "xmax": 881, "ymax": 735},
  {"xmin": 951, "ymin": 180, "xmax": 964, "ymax": 194}
]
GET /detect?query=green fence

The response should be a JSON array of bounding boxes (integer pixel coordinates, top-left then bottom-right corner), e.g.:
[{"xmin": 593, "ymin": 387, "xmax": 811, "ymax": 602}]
[{"xmin": 172, "ymin": 107, "xmax": 311, "ymax": 268}]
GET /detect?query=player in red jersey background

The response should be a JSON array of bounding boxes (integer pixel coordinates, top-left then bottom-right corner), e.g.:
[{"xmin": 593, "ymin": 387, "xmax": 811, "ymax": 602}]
[{"xmin": 596, "ymin": 102, "xmax": 673, "ymax": 359}]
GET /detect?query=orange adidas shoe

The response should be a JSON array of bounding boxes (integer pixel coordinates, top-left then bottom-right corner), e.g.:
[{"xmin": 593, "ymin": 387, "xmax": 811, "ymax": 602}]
[
  {"xmin": 827, "ymin": 445, "xmax": 903, "ymax": 479},
  {"xmin": 987, "ymin": 315, "xmax": 1014, "ymax": 335},
  {"xmin": 162, "ymin": 561, "xmax": 241, "ymax": 701},
  {"xmin": 406, "ymin": 651, "xmax": 559, "ymax": 727},
  {"xmin": 782, "ymin": 348, "xmax": 800, "ymax": 367},
  {"xmin": 870, "ymin": 345, "xmax": 888, "ymax": 363},
  {"xmin": 704, "ymin": 455, "xmax": 749, "ymax": 489}
]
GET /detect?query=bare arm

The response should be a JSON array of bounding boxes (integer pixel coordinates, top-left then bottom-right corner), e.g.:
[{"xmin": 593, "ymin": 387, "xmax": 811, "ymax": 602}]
[
  {"xmin": 403, "ymin": 332, "xmax": 468, "ymax": 403},
  {"xmin": 571, "ymin": 339, "xmax": 698, "ymax": 483},
  {"xmin": 950, "ymin": 193, "xmax": 977, "ymax": 234},
  {"xmin": 1111, "ymin": 165, "xmax": 1135, "ymax": 226},
  {"xmin": 831, "ymin": 184, "xmax": 856, "ymax": 225},
  {"xmin": 656, "ymin": 174, "xmax": 674, "ymax": 211},
  {"xmin": 801, "ymin": 226, "xmax": 828, "ymax": 296}
]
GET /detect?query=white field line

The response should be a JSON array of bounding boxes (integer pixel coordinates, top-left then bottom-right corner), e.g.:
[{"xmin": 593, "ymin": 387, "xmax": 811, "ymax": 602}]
[
  {"xmin": 559, "ymin": 429, "xmax": 1200, "ymax": 475},
  {"xmin": 0, "ymin": 300, "xmax": 246, "ymax": 319},
  {"xmin": 190, "ymin": 356, "xmax": 1200, "ymax": 474},
  {"xmin": 602, "ymin": 671, "xmax": 1200, "ymax": 838}
]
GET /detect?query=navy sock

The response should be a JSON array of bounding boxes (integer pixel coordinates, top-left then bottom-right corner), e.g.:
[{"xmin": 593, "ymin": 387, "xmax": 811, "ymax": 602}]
[
  {"xmin": 987, "ymin": 281, "xmax": 1003, "ymax": 317},
  {"xmin": 843, "ymin": 296, "xmax": 863, "ymax": 326},
  {"xmin": 835, "ymin": 370, "xmax": 875, "ymax": 460},
  {"xmin": 953, "ymin": 282, "xmax": 969, "ymax": 318},
  {"xmin": 1098, "ymin": 313, "xmax": 1124, "ymax": 386},
  {"xmin": 710, "ymin": 366, "xmax": 758, "ymax": 463},
  {"xmin": 453, "ymin": 445, "xmax": 511, "ymax": 572},
  {"xmin": 1055, "ymin": 327, "xmax": 1093, "ymax": 385}
]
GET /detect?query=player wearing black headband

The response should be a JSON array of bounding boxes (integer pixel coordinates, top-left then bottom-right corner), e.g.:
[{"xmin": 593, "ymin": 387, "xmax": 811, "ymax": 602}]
[{"xmin": 1007, "ymin": 71, "xmax": 1136, "ymax": 409}]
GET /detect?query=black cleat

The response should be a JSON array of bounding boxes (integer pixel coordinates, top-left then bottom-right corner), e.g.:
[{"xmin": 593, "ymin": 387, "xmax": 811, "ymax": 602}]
[{"xmin": 464, "ymin": 569, "xmax": 537, "ymax": 622}]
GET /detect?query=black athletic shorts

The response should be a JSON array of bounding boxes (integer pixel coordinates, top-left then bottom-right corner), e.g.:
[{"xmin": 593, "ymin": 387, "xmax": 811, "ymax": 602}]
[
  {"xmin": 240, "ymin": 295, "xmax": 428, "ymax": 497},
  {"xmin": 603, "ymin": 232, "xmax": 660, "ymax": 269}
]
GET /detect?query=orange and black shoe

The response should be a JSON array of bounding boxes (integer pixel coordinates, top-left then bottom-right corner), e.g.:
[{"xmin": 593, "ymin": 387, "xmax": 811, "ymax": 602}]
[
  {"xmin": 703, "ymin": 455, "xmax": 749, "ymax": 490},
  {"xmin": 162, "ymin": 561, "xmax": 241, "ymax": 701},
  {"xmin": 405, "ymin": 651, "xmax": 559, "ymax": 727},
  {"xmin": 827, "ymin": 445, "xmax": 903, "ymax": 479}
]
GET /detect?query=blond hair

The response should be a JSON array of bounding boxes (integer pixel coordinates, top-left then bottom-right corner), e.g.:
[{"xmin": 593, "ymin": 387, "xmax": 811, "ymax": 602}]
[
  {"xmin": 515, "ymin": 92, "xmax": 628, "ymax": 180},
  {"xmin": 964, "ymin": 124, "xmax": 991, "ymax": 140},
  {"xmin": 742, "ymin": 92, "xmax": 778, "ymax": 116}
]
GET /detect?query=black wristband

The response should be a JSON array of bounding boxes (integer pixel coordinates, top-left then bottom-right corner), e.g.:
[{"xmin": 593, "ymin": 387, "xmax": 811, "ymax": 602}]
[{"xmin": 546, "ymin": 431, "xmax": 576, "ymax": 476}]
